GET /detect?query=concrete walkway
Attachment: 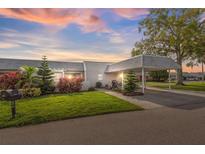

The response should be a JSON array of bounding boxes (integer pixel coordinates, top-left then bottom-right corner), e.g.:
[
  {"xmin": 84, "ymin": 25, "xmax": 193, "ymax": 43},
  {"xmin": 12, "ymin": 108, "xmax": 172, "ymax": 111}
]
[{"xmin": 105, "ymin": 91, "xmax": 163, "ymax": 110}]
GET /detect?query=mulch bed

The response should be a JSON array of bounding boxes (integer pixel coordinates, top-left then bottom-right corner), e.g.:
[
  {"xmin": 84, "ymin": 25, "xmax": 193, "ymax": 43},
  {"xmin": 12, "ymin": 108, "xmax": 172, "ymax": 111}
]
[{"xmin": 123, "ymin": 92, "xmax": 144, "ymax": 96}]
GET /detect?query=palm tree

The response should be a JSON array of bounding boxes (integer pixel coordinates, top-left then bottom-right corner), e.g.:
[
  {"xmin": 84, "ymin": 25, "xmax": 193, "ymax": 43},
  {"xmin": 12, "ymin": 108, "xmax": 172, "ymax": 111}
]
[{"xmin": 19, "ymin": 65, "xmax": 37, "ymax": 88}]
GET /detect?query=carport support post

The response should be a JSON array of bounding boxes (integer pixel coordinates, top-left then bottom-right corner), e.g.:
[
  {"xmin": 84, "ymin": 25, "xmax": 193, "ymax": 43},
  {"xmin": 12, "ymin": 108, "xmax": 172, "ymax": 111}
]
[
  {"xmin": 168, "ymin": 69, "xmax": 171, "ymax": 90},
  {"xmin": 144, "ymin": 72, "xmax": 146, "ymax": 89},
  {"xmin": 142, "ymin": 67, "xmax": 145, "ymax": 94},
  {"xmin": 121, "ymin": 72, "xmax": 124, "ymax": 90}
]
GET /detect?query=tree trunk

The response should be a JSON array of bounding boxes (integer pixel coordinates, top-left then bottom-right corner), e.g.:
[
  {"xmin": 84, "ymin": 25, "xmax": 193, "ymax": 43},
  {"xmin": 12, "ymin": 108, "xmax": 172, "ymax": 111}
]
[
  {"xmin": 176, "ymin": 57, "xmax": 184, "ymax": 85},
  {"xmin": 202, "ymin": 62, "xmax": 204, "ymax": 81}
]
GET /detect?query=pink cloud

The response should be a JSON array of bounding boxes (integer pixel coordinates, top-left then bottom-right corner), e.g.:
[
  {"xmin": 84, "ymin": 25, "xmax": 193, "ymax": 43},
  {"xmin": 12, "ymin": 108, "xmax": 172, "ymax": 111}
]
[
  {"xmin": 0, "ymin": 8, "xmax": 110, "ymax": 33},
  {"xmin": 112, "ymin": 8, "xmax": 149, "ymax": 19}
]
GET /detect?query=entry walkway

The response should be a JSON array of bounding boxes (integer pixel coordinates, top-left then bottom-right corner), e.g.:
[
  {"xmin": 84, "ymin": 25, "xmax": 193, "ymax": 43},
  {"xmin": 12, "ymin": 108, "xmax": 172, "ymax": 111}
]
[{"xmin": 105, "ymin": 90, "xmax": 162, "ymax": 110}]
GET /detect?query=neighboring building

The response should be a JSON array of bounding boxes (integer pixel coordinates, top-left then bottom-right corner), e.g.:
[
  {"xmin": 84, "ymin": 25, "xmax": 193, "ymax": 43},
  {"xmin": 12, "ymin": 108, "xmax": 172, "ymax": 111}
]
[
  {"xmin": 0, "ymin": 55, "xmax": 179, "ymax": 91},
  {"xmin": 183, "ymin": 72, "xmax": 204, "ymax": 81},
  {"xmin": 167, "ymin": 72, "xmax": 204, "ymax": 81}
]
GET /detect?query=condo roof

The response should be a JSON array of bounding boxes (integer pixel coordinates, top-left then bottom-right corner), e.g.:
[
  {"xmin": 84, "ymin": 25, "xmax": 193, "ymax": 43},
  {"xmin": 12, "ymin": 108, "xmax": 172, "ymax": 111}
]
[
  {"xmin": 0, "ymin": 55, "xmax": 180, "ymax": 73},
  {"xmin": 0, "ymin": 58, "xmax": 84, "ymax": 72}
]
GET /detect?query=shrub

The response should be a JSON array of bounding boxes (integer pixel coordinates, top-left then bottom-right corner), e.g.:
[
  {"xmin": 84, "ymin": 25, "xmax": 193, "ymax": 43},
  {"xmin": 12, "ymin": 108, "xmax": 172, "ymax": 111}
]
[
  {"xmin": 57, "ymin": 77, "xmax": 83, "ymax": 93},
  {"xmin": 111, "ymin": 80, "xmax": 121, "ymax": 90},
  {"xmin": 88, "ymin": 87, "xmax": 96, "ymax": 91},
  {"xmin": 149, "ymin": 70, "xmax": 169, "ymax": 82},
  {"xmin": 104, "ymin": 84, "xmax": 110, "ymax": 89},
  {"xmin": 19, "ymin": 65, "xmax": 38, "ymax": 88},
  {"xmin": 0, "ymin": 72, "xmax": 21, "ymax": 90},
  {"xmin": 113, "ymin": 88, "xmax": 122, "ymax": 93},
  {"xmin": 96, "ymin": 81, "xmax": 102, "ymax": 88},
  {"xmin": 19, "ymin": 88, "xmax": 41, "ymax": 98}
]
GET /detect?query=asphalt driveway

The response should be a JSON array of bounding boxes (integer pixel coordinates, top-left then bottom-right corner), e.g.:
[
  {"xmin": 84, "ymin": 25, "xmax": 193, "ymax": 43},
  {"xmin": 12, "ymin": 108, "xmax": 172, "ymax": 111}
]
[
  {"xmin": 134, "ymin": 90, "xmax": 205, "ymax": 110},
  {"xmin": 0, "ymin": 90, "xmax": 205, "ymax": 144}
]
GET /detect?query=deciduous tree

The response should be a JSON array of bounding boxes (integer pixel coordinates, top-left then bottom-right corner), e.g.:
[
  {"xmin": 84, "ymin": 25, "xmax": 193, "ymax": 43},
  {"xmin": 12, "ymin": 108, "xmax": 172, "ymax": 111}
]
[{"xmin": 135, "ymin": 8, "xmax": 205, "ymax": 84}]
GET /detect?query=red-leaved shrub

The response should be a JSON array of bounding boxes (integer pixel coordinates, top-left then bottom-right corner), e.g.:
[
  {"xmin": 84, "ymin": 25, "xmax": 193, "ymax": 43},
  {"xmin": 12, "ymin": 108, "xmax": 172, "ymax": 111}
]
[
  {"xmin": 57, "ymin": 77, "xmax": 83, "ymax": 93},
  {"xmin": 0, "ymin": 72, "xmax": 21, "ymax": 90}
]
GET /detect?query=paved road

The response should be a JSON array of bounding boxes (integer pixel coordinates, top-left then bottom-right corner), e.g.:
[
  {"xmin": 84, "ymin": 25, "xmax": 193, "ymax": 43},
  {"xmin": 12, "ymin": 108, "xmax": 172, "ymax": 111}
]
[{"xmin": 0, "ymin": 90, "xmax": 205, "ymax": 144}]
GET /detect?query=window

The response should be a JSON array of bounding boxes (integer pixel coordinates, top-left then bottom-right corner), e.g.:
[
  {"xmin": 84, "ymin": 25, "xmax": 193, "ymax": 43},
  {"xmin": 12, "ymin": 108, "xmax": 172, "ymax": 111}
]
[
  {"xmin": 54, "ymin": 72, "xmax": 63, "ymax": 82},
  {"xmin": 98, "ymin": 74, "xmax": 103, "ymax": 81}
]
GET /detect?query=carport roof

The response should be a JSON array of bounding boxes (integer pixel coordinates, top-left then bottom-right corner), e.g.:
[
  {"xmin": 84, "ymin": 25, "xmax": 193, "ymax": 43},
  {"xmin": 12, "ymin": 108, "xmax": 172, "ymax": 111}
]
[{"xmin": 105, "ymin": 54, "xmax": 180, "ymax": 73}]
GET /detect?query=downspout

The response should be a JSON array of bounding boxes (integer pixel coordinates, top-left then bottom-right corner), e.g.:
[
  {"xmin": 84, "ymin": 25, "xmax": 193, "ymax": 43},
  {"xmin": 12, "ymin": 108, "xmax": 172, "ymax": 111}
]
[
  {"xmin": 202, "ymin": 62, "xmax": 204, "ymax": 81},
  {"xmin": 83, "ymin": 62, "xmax": 87, "ymax": 81},
  {"xmin": 62, "ymin": 69, "xmax": 65, "ymax": 78}
]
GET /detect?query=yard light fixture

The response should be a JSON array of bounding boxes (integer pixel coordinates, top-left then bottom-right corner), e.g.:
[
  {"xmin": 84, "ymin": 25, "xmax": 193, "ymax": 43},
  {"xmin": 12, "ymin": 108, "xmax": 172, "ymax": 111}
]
[
  {"xmin": 119, "ymin": 73, "xmax": 123, "ymax": 78},
  {"xmin": 68, "ymin": 74, "xmax": 73, "ymax": 79}
]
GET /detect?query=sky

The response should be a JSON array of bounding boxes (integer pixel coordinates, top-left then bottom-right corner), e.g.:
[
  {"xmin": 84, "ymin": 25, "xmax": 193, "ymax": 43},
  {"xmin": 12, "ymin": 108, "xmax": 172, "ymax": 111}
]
[{"xmin": 0, "ymin": 8, "xmax": 202, "ymax": 72}]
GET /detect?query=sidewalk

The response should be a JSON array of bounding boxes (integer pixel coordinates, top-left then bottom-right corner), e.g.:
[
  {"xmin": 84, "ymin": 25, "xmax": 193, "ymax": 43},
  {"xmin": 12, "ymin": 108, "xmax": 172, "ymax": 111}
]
[
  {"xmin": 104, "ymin": 90, "xmax": 163, "ymax": 110},
  {"xmin": 146, "ymin": 86, "xmax": 205, "ymax": 98}
]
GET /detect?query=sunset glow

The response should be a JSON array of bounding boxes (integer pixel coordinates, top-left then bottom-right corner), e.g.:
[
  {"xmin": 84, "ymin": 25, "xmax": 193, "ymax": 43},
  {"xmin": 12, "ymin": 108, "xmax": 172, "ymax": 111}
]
[{"xmin": 0, "ymin": 8, "xmax": 202, "ymax": 72}]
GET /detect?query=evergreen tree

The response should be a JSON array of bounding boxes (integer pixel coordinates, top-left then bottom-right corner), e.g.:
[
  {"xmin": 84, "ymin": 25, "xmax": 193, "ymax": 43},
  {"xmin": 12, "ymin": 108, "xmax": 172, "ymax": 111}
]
[
  {"xmin": 124, "ymin": 71, "xmax": 138, "ymax": 93},
  {"xmin": 37, "ymin": 56, "xmax": 55, "ymax": 94}
]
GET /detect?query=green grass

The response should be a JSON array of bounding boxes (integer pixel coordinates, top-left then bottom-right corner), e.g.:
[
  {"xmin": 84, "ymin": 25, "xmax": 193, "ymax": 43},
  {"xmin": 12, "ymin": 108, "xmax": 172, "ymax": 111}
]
[
  {"xmin": 146, "ymin": 81, "xmax": 205, "ymax": 91},
  {"xmin": 0, "ymin": 91, "xmax": 143, "ymax": 128}
]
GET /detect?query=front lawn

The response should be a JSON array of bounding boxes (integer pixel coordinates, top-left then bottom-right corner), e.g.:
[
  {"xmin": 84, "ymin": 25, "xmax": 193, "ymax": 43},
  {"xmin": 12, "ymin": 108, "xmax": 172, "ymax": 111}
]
[
  {"xmin": 0, "ymin": 91, "xmax": 143, "ymax": 128},
  {"xmin": 146, "ymin": 81, "xmax": 205, "ymax": 91}
]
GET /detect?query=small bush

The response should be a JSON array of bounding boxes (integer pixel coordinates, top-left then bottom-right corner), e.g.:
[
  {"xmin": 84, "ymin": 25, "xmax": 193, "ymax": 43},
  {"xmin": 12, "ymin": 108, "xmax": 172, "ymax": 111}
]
[
  {"xmin": 19, "ymin": 88, "xmax": 41, "ymax": 98},
  {"xmin": 149, "ymin": 70, "xmax": 169, "ymax": 82},
  {"xmin": 113, "ymin": 88, "xmax": 122, "ymax": 93},
  {"xmin": 57, "ymin": 77, "xmax": 83, "ymax": 93},
  {"xmin": 88, "ymin": 87, "xmax": 96, "ymax": 91},
  {"xmin": 104, "ymin": 84, "xmax": 110, "ymax": 89},
  {"xmin": 96, "ymin": 81, "xmax": 102, "ymax": 88},
  {"xmin": 39, "ymin": 82, "xmax": 55, "ymax": 95},
  {"xmin": 0, "ymin": 72, "xmax": 21, "ymax": 90},
  {"xmin": 111, "ymin": 80, "xmax": 121, "ymax": 90}
]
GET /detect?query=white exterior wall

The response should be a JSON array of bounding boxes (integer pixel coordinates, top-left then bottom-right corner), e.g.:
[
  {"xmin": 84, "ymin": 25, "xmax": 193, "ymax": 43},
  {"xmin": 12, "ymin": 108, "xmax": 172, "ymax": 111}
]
[
  {"xmin": 83, "ymin": 61, "xmax": 121, "ymax": 89},
  {"xmin": 104, "ymin": 72, "xmax": 122, "ymax": 86}
]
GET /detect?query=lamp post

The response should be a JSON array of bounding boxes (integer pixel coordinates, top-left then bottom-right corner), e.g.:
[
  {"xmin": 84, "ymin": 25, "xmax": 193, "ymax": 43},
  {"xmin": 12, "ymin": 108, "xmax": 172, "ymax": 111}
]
[
  {"xmin": 142, "ymin": 67, "xmax": 145, "ymax": 94},
  {"xmin": 0, "ymin": 89, "xmax": 21, "ymax": 119},
  {"xmin": 141, "ymin": 54, "xmax": 145, "ymax": 94},
  {"xmin": 168, "ymin": 69, "xmax": 171, "ymax": 90}
]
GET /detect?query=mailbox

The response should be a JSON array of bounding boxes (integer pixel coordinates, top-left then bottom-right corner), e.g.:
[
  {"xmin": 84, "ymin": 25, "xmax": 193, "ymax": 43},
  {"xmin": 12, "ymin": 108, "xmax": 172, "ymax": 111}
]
[{"xmin": 0, "ymin": 89, "xmax": 21, "ymax": 119}]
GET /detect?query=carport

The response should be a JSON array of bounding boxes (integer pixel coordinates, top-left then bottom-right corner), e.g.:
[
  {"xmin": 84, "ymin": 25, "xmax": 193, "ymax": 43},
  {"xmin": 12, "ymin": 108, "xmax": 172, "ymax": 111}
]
[{"xmin": 106, "ymin": 54, "xmax": 180, "ymax": 94}]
